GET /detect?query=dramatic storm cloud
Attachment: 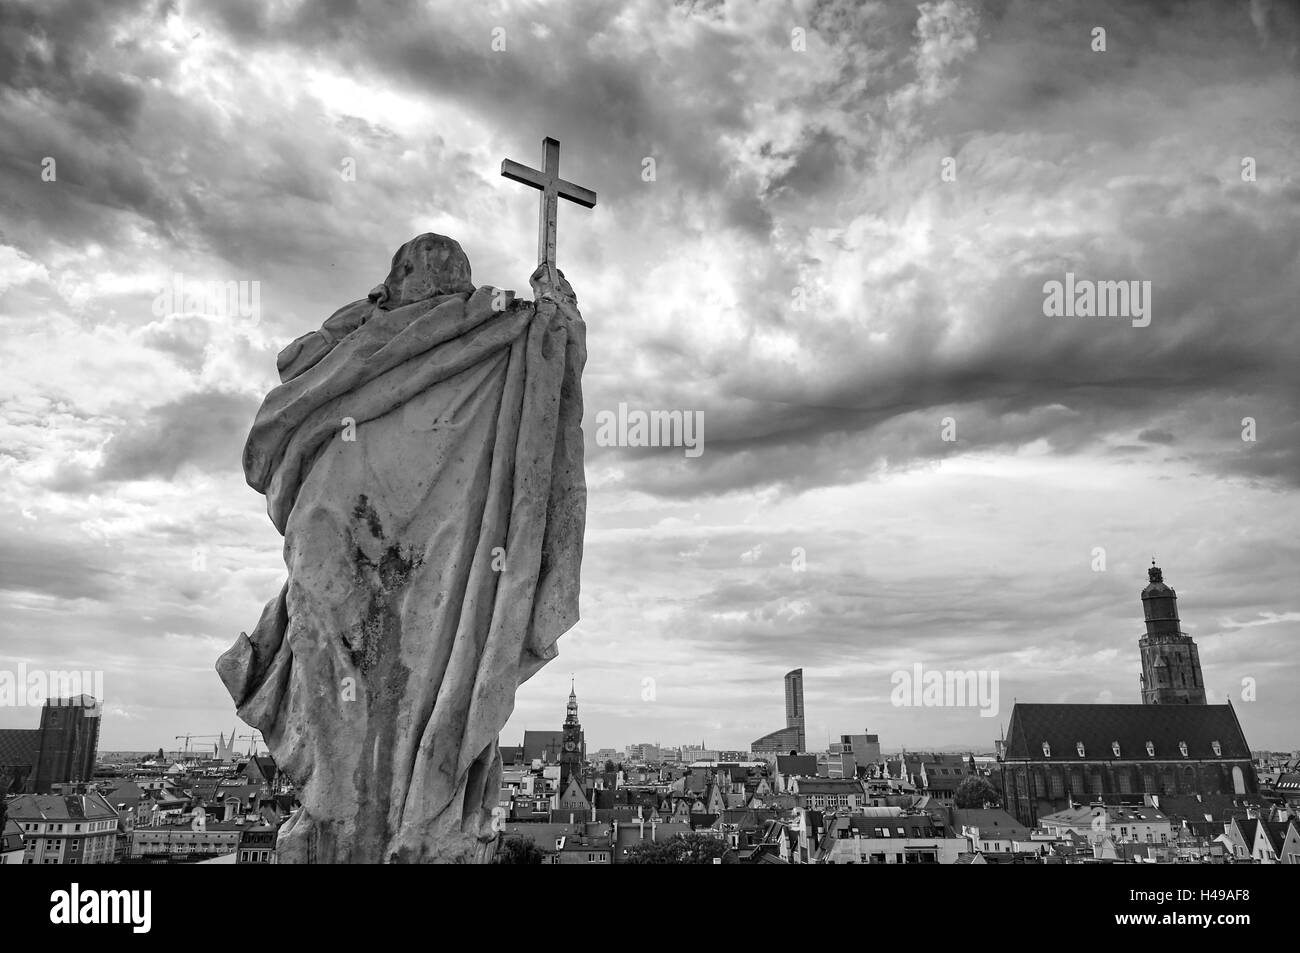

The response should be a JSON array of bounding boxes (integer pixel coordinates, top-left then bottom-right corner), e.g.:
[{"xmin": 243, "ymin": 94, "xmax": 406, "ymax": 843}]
[{"xmin": 1, "ymin": 0, "xmax": 1297, "ymax": 752}]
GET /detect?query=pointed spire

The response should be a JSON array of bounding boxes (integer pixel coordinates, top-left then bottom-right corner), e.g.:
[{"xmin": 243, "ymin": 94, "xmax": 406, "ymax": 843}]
[{"xmin": 565, "ymin": 678, "xmax": 580, "ymax": 725}]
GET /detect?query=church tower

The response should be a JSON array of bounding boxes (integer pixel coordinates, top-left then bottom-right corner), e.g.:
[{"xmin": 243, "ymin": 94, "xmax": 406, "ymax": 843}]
[
  {"xmin": 559, "ymin": 681, "xmax": 586, "ymax": 794},
  {"xmin": 1139, "ymin": 562, "xmax": 1206, "ymax": 705}
]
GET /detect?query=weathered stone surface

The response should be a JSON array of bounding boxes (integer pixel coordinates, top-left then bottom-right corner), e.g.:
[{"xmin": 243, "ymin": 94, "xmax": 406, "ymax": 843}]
[{"xmin": 217, "ymin": 234, "xmax": 585, "ymax": 863}]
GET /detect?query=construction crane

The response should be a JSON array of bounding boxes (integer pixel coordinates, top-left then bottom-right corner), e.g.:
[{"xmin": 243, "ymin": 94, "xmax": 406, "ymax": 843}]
[
  {"xmin": 237, "ymin": 732, "xmax": 264, "ymax": 757},
  {"xmin": 173, "ymin": 734, "xmax": 221, "ymax": 756}
]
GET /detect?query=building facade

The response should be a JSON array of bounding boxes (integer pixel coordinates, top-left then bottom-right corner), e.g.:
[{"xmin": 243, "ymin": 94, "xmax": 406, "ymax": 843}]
[
  {"xmin": 7, "ymin": 792, "xmax": 118, "ymax": 865},
  {"xmin": 127, "ymin": 821, "xmax": 243, "ymax": 861},
  {"xmin": 237, "ymin": 824, "xmax": 279, "ymax": 864},
  {"xmin": 846, "ymin": 731, "xmax": 882, "ymax": 766}
]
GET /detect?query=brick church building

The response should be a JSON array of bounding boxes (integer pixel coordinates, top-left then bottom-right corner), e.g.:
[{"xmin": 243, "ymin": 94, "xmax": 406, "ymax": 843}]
[
  {"xmin": 999, "ymin": 564, "xmax": 1257, "ymax": 826},
  {"xmin": 0, "ymin": 696, "xmax": 101, "ymax": 795}
]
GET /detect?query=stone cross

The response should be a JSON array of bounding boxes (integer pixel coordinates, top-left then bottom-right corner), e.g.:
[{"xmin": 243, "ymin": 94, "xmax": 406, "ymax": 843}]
[{"xmin": 501, "ymin": 137, "xmax": 596, "ymax": 287}]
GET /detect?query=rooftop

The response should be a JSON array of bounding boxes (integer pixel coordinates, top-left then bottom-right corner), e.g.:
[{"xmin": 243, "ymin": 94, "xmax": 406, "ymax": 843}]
[{"xmin": 6, "ymin": 792, "xmax": 119, "ymax": 821}]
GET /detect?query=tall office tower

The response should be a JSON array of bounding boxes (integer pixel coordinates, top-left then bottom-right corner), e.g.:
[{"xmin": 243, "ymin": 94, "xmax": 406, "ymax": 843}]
[
  {"xmin": 784, "ymin": 669, "xmax": 805, "ymax": 753},
  {"xmin": 751, "ymin": 669, "xmax": 809, "ymax": 756}
]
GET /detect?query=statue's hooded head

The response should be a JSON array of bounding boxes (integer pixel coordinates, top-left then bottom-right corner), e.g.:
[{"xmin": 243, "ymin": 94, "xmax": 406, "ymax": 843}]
[{"xmin": 368, "ymin": 233, "xmax": 474, "ymax": 309}]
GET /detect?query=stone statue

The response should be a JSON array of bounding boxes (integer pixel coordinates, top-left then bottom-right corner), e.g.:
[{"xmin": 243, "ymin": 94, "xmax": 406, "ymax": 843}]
[{"xmin": 217, "ymin": 233, "xmax": 586, "ymax": 863}]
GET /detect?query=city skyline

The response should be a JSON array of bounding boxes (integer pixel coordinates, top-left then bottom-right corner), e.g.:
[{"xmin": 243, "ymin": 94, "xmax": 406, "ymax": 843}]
[{"xmin": 5, "ymin": 557, "xmax": 1283, "ymax": 755}]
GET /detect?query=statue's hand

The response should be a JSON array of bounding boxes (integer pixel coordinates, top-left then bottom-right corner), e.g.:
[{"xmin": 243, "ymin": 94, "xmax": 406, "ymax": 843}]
[{"xmin": 529, "ymin": 264, "xmax": 580, "ymax": 321}]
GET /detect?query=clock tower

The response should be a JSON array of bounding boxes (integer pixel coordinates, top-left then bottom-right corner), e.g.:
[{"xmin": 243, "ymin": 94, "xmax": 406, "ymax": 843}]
[{"xmin": 559, "ymin": 681, "xmax": 586, "ymax": 794}]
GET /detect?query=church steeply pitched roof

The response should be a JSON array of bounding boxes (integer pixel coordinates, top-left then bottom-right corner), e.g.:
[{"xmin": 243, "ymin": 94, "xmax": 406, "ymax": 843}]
[
  {"xmin": 521, "ymin": 730, "xmax": 564, "ymax": 763},
  {"xmin": 0, "ymin": 729, "xmax": 39, "ymax": 767},
  {"xmin": 1003, "ymin": 703, "xmax": 1251, "ymax": 761}
]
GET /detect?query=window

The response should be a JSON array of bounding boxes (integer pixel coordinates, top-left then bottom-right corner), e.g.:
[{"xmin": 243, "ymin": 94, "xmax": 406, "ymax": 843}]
[{"xmin": 1232, "ymin": 766, "xmax": 1246, "ymax": 795}]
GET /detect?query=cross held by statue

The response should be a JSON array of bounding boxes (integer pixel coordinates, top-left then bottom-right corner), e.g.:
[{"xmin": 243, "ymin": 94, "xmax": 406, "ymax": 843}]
[{"xmin": 501, "ymin": 137, "xmax": 596, "ymax": 288}]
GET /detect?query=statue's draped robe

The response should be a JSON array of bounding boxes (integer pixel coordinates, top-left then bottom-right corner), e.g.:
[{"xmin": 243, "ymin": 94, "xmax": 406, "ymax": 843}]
[{"xmin": 217, "ymin": 286, "xmax": 585, "ymax": 863}]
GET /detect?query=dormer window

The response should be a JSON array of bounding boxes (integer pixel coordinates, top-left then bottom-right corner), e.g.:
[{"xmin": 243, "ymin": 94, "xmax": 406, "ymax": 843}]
[
  {"xmin": 1145, "ymin": 741, "xmax": 1155, "ymax": 757},
  {"xmin": 1042, "ymin": 742, "xmax": 1051, "ymax": 757},
  {"xmin": 1076, "ymin": 742, "xmax": 1085, "ymax": 757},
  {"xmin": 1211, "ymin": 741, "xmax": 1222, "ymax": 756},
  {"xmin": 1111, "ymin": 741, "xmax": 1121, "ymax": 758},
  {"xmin": 1178, "ymin": 741, "xmax": 1188, "ymax": 757}
]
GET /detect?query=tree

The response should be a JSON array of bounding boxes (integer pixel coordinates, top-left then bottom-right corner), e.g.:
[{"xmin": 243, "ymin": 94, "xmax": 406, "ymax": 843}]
[
  {"xmin": 493, "ymin": 836, "xmax": 545, "ymax": 864},
  {"xmin": 624, "ymin": 833, "xmax": 732, "ymax": 864},
  {"xmin": 954, "ymin": 775, "xmax": 1000, "ymax": 809},
  {"xmin": 674, "ymin": 832, "xmax": 731, "ymax": 864},
  {"xmin": 623, "ymin": 839, "xmax": 682, "ymax": 864},
  {"xmin": 604, "ymin": 759, "xmax": 616, "ymax": 774}
]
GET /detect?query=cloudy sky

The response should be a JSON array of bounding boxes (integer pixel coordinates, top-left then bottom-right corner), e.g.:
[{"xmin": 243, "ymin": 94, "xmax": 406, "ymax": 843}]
[{"xmin": 1, "ymin": 0, "xmax": 1297, "ymax": 756}]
